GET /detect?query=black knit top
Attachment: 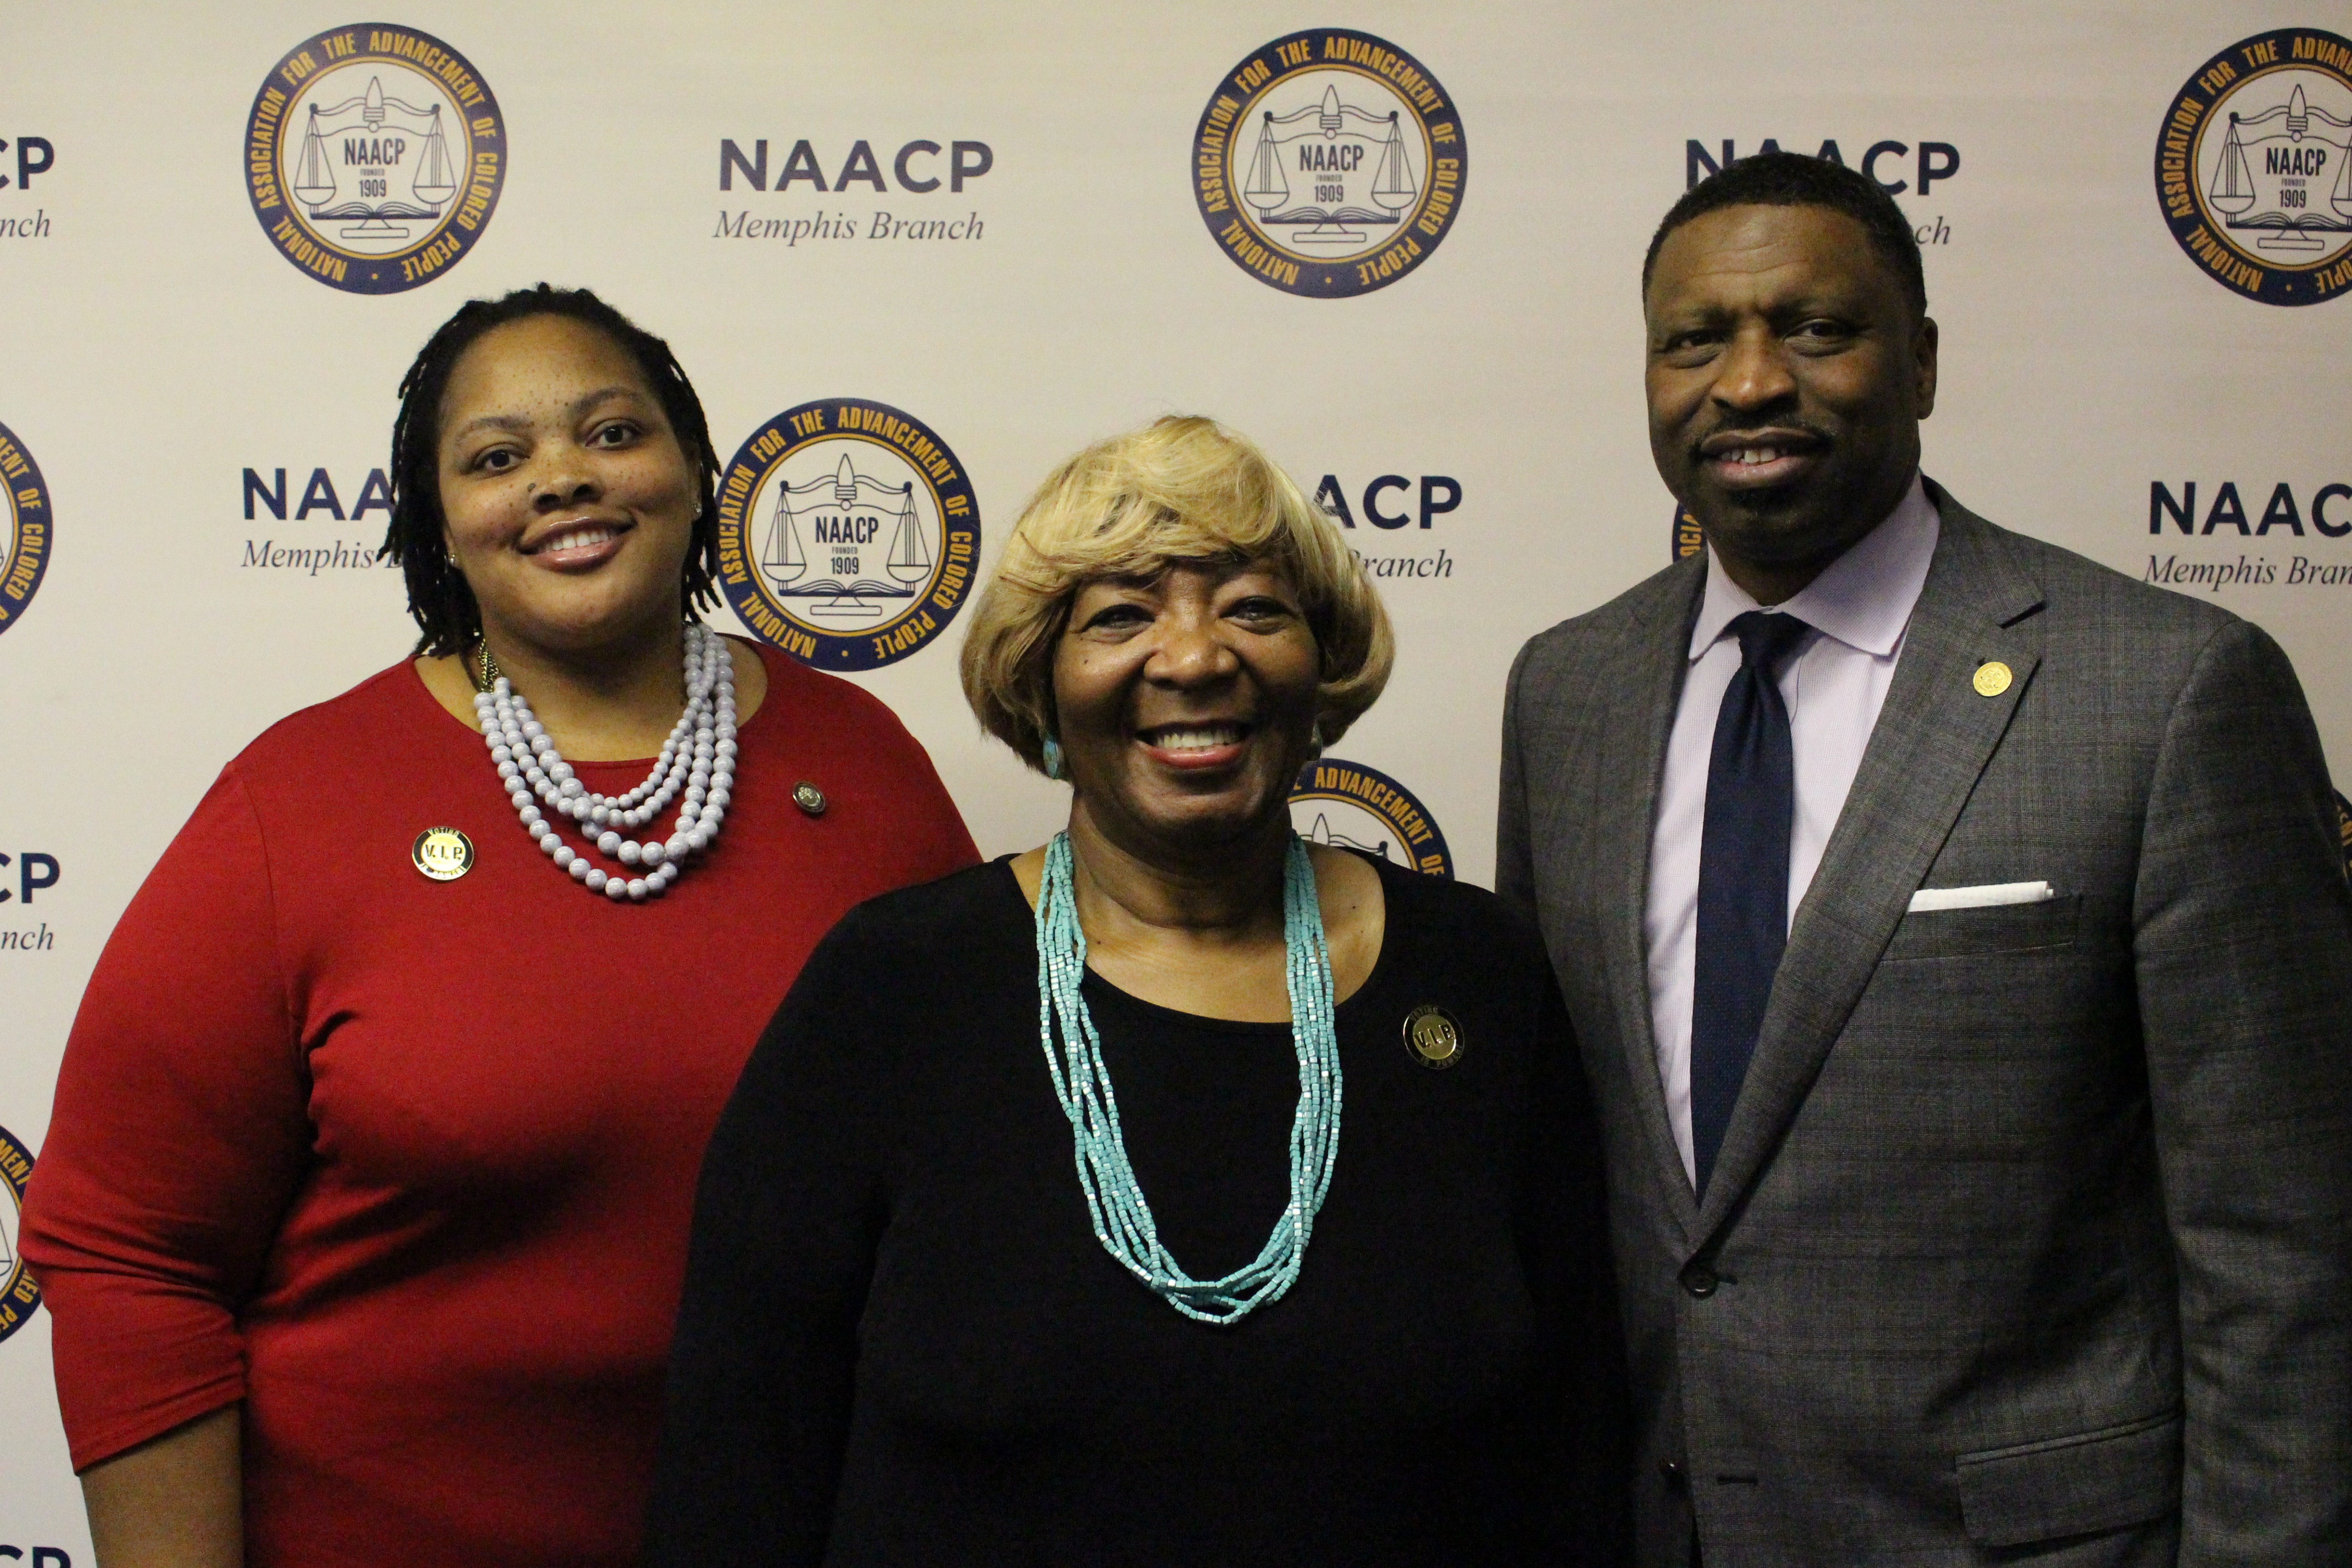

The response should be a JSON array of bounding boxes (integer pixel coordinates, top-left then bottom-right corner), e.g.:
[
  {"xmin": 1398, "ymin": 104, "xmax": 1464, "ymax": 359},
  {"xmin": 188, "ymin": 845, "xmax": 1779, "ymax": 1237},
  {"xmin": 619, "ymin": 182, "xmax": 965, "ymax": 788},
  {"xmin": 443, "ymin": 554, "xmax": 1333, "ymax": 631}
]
[{"xmin": 644, "ymin": 854, "xmax": 1629, "ymax": 1565}]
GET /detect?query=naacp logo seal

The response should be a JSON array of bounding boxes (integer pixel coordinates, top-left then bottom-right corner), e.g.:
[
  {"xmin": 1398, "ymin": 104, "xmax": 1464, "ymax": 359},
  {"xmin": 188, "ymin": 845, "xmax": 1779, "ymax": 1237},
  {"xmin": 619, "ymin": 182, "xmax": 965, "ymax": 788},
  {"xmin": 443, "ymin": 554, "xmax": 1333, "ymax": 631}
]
[
  {"xmin": 244, "ymin": 24, "xmax": 507, "ymax": 294},
  {"xmin": 2156, "ymin": 28, "xmax": 2352, "ymax": 305},
  {"xmin": 1193, "ymin": 29, "xmax": 1467, "ymax": 298},
  {"xmin": 0, "ymin": 420, "xmax": 52, "ymax": 641},
  {"xmin": 0, "ymin": 1121, "xmax": 40, "ymax": 1346},
  {"xmin": 1289, "ymin": 758, "xmax": 1453, "ymax": 878},
  {"xmin": 716, "ymin": 400, "xmax": 979, "ymax": 671},
  {"xmin": 1673, "ymin": 504, "xmax": 1704, "ymax": 563}
]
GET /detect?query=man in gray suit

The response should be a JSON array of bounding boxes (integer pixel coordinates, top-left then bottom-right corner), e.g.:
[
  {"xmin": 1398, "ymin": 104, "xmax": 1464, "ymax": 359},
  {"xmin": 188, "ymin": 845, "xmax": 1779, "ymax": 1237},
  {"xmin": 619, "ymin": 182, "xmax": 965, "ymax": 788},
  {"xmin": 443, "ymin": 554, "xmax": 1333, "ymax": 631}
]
[{"xmin": 1497, "ymin": 151, "xmax": 2352, "ymax": 1565}]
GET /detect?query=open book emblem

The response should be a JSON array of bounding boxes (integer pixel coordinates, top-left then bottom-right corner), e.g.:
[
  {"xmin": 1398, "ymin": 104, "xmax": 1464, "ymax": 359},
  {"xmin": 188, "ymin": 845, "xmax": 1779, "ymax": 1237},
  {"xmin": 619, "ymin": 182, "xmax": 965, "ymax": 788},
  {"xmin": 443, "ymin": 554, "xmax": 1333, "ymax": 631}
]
[{"xmin": 762, "ymin": 453, "xmax": 933, "ymax": 622}]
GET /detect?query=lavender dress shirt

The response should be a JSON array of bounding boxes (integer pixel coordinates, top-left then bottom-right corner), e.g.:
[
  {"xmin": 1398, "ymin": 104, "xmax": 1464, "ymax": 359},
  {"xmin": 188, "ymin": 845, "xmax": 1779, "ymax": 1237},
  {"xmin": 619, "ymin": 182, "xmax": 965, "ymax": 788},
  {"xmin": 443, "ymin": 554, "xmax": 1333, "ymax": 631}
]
[{"xmin": 1643, "ymin": 474, "xmax": 1940, "ymax": 1185}]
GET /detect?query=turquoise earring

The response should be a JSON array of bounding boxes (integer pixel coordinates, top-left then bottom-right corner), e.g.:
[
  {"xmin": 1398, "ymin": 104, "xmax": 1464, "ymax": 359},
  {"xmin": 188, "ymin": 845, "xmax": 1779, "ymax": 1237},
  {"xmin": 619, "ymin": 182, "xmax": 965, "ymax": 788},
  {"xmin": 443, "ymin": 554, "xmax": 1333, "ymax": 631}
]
[{"xmin": 1041, "ymin": 734, "xmax": 1066, "ymax": 780}]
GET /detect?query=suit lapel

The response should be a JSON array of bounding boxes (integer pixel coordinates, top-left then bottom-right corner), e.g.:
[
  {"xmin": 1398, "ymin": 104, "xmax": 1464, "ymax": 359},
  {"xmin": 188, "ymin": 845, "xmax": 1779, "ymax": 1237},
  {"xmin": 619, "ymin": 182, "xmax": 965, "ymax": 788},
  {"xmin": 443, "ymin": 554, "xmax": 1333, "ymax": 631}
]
[
  {"xmin": 1693, "ymin": 491, "xmax": 2047, "ymax": 1241},
  {"xmin": 1587, "ymin": 560, "xmax": 1706, "ymax": 1236}
]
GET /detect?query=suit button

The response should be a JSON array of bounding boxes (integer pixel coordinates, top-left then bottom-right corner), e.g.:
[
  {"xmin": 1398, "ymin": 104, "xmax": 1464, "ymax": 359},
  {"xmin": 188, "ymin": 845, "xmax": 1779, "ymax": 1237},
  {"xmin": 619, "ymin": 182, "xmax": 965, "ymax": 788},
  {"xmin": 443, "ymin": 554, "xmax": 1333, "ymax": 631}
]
[
  {"xmin": 1658, "ymin": 1458, "xmax": 1688, "ymax": 1489},
  {"xmin": 1680, "ymin": 1263, "xmax": 1719, "ymax": 1298}
]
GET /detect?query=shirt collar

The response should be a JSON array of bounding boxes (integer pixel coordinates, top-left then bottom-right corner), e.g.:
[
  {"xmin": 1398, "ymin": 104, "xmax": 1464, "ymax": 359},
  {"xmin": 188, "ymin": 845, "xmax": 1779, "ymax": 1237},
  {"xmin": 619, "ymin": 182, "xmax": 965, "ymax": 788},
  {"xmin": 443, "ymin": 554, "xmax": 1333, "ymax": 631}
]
[{"xmin": 1687, "ymin": 472, "xmax": 1940, "ymax": 661}]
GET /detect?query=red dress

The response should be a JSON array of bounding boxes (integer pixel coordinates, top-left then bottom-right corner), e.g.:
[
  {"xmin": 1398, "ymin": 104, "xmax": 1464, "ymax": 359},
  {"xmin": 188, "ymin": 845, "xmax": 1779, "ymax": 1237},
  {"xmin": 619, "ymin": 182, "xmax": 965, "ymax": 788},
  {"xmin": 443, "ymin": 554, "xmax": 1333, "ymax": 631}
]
[{"xmin": 21, "ymin": 645, "xmax": 977, "ymax": 1567}]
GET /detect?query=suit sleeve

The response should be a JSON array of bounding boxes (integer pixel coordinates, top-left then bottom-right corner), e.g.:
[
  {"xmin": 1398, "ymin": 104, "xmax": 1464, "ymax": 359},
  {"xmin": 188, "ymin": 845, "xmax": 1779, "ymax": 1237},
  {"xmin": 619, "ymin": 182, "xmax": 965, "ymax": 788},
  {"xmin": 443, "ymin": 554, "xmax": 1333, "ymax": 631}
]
[
  {"xmin": 2131, "ymin": 617, "xmax": 2352, "ymax": 1556},
  {"xmin": 641, "ymin": 908, "xmax": 895, "ymax": 1567},
  {"xmin": 1496, "ymin": 638, "xmax": 1540, "ymax": 917},
  {"xmin": 17, "ymin": 761, "xmax": 313, "ymax": 1470}
]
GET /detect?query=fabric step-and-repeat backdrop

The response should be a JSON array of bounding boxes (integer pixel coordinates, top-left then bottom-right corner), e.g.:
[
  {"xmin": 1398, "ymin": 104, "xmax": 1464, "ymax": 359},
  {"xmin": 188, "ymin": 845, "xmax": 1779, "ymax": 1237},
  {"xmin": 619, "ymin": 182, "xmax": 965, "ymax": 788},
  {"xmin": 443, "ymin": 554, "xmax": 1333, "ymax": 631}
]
[{"xmin": 2, "ymin": 2, "xmax": 2345, "ymax": 1552}]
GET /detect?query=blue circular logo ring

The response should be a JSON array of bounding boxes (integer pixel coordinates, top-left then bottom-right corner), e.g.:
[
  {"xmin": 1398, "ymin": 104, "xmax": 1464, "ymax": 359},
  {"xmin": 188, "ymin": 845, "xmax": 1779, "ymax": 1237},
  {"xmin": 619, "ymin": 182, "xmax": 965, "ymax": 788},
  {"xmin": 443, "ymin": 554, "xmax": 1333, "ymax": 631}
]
[
  {"xmin": 0, "ymin": 421, "xmax": 53, "ymax": 640},
  {"xmin": 1290, "ymin": 756, "xmax": 1454, "ymax": 878},
  {"xmin": 0, "ymin": 1122, "xmax": 41, "ymax": 1345},
  {"xmin": 1193, "ymin": 29, "xmax": 1468, "ymax": 298},
  {"xmin": 715, "ymin": 399, "xmax": 981, "ymax": 671},
  {"xmin": 1672, "ymin": 504, "xmax": 1705, "ymax": 563},
  {"xmin": 2155, "ymin": 27, "xmax": 2352, "ymax": 306},
  {"xmin": 244, "ymin": 24, "xmax": 507, "ymax": 294}
]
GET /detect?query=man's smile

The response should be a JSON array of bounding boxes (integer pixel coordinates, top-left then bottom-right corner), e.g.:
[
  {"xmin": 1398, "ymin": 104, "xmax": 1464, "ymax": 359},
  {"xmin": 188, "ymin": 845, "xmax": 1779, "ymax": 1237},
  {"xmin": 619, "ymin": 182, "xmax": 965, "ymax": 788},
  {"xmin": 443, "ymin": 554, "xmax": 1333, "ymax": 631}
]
[{"xmin": 1698, "ymin": 428, "xmax": 1827, "ymax": 491}]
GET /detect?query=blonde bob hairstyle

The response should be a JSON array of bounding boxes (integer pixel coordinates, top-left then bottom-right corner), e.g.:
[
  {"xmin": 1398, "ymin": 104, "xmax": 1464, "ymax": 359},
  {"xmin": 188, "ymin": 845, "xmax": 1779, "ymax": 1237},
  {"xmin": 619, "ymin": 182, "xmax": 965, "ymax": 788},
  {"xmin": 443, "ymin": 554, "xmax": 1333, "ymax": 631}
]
[{"xmin": 961, "ymin": 415, "xmax": 1394, "ymax": 776}]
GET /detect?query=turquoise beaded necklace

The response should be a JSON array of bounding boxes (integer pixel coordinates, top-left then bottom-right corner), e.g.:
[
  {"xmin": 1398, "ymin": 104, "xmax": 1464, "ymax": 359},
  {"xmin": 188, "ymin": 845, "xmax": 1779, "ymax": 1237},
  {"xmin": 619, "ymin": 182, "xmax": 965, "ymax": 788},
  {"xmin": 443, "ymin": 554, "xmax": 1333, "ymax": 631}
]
[{"xmin": 1033, "ymin": 830, "xmax": 1343, "ymax": 1325}]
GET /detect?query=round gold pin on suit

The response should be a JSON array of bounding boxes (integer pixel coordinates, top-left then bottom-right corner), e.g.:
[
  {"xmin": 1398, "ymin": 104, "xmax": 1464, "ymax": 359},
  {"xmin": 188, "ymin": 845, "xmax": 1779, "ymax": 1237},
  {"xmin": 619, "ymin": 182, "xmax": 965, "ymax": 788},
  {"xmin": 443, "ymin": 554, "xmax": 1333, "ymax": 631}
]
[
  {"xmin": 1972, "ymin": 661, "xmax": 2013, "ymax": 698},
  {"xmin": 411, "ymin": 826, "xmax": 475, "ymax": 882},
  {"xmin": 793, "ymin": 782, "xmax": 827, "ymax": 817},
  {"xmin": 1404, "ymin": 1004, "xmax": 1465, "ymax": 1070}
]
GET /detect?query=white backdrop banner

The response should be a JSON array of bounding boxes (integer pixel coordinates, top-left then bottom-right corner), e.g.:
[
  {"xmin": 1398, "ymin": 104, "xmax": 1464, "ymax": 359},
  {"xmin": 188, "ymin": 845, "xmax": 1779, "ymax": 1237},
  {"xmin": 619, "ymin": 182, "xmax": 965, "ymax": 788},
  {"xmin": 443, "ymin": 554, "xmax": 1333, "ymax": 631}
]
[{"xmin": 3, "ymin": 2, "xmax": 2348, "ymax": 1555}]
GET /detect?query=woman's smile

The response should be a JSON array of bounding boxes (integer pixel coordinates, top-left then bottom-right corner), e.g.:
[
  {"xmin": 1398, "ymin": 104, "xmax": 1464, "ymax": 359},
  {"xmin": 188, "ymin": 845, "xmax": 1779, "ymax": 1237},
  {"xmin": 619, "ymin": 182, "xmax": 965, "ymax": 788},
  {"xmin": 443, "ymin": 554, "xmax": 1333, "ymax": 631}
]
[
  {"xmin": 519, "ymin": 514, "xmax": 636, "ymax": 570},
  {"xmin": 1133, "ymin": 719, "xmax": 1255, "ymax": 771}
]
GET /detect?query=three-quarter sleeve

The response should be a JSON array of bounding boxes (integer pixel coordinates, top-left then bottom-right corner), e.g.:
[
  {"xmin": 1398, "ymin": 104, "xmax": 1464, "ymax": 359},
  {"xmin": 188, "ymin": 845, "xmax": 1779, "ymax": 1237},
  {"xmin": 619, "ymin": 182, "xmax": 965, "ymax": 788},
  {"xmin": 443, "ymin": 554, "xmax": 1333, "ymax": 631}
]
[
  {"xmin": 642, "ymin": 908, "xmax": 894, "ymax": 1567},
  {"xmin": 20, "ymin": 760, "xmax": 314, "ymax": 1470}
]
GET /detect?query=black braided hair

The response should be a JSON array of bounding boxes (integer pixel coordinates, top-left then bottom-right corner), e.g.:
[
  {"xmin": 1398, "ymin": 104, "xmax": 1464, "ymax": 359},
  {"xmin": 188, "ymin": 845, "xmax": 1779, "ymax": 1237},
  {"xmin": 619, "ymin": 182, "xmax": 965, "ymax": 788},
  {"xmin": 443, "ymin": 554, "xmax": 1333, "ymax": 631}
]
[{"xmin": 377, "ymin": 284, "xmax": 723, "ymax": 657}]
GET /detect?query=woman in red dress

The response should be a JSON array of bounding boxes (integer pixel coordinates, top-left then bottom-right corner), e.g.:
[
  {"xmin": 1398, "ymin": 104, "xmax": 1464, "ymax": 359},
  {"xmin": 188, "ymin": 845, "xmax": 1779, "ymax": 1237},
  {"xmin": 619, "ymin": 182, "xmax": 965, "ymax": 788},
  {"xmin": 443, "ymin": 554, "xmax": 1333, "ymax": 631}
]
[{"xmin": 20, "ymin": 286, "xmax": 977, "ymax": 1568}]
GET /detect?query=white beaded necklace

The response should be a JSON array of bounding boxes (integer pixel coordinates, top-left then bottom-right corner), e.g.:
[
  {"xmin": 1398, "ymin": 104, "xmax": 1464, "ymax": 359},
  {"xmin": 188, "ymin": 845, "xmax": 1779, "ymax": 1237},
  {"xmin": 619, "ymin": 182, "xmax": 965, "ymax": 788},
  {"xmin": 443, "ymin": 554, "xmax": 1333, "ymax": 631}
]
[{"xmin": 470, "ymin": 622, "xmax": 738, "ymax": 902}]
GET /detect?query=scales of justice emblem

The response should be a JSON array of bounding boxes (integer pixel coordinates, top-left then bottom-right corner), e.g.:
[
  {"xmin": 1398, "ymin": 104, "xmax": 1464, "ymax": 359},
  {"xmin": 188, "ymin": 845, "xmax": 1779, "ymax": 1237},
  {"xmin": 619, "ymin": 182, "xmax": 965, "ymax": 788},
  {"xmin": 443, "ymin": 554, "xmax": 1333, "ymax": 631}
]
[
  {"xmin": 760, "ymin": 453, "xmax": 934, "ymax": 624},
  {"xmin": 1242, "ymin": 83, "xmax": 1419, "ymax": 249},
  {"xmin": 2207, "ymin": 82, "xmax": 2352, "ymax": 252},
  {"xmin": 716, "ymin": 399, "xmax": 981, "ymax": 671},
  {"xmin": 2158, "ymin": 28, "xmax": 2352, "ymax": 305},
  {"xmin": 290, "ymin": 74, "xmax": 460, "ymax": 244},
  {"xmin": 245, "ymin": 26, "xmax": 507, "ymax": 294},
  {"xmin": 1193, "ymin": 29, "xmax": 1466, "ymax": 299}
]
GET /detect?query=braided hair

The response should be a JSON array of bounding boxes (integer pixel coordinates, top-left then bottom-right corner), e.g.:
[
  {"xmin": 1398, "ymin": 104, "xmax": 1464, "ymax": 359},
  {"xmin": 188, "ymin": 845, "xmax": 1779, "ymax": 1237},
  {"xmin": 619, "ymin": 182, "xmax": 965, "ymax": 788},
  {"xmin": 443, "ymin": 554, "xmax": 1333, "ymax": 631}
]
[{"xmin": 377, "ymin": 284, "xmax": 723, "ymax": 657}]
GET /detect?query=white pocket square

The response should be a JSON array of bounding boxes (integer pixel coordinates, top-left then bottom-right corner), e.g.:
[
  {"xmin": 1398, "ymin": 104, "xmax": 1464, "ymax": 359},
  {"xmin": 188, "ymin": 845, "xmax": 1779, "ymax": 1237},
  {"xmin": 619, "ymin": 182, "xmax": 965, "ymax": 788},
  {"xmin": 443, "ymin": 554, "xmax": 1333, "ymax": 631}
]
[{"xmin": 1907, "ymin": 880, "xmax": 2056, "ymax": 913}]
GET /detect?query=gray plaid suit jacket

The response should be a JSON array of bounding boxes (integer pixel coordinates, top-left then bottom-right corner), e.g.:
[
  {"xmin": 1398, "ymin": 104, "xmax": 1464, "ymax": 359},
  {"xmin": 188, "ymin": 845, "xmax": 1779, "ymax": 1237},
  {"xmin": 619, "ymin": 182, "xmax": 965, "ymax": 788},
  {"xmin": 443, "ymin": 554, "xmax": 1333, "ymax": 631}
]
[{"xmin": 1496, "ymin": 484, "xmax": 2352, "ymax": 1566}]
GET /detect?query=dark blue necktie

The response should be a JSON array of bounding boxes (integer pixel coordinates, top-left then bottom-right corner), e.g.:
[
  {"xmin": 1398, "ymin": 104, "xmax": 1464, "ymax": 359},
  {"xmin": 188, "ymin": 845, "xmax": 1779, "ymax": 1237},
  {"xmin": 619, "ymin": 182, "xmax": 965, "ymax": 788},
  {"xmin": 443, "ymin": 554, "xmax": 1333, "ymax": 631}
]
[{"xmin": 1690, "ymin": 610, "xmax": 1812, "ymax": 1197}]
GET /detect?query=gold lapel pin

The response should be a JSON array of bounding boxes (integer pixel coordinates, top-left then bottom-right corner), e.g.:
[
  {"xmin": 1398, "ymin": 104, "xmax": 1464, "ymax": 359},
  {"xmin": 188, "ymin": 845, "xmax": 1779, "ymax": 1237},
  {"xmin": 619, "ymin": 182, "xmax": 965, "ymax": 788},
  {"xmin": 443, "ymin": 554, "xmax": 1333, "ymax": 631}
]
[
  {"xmin": 1404, "ymin": 1004, "xmax": 1464, "ymax": 1070},
  {"xmin": 411, "ymin": 826, "xmax": 475, "ymax": 882},
  {"xmin": 793, "ymin": 782, "xmax": 827, "ymax": 817},
  {"xmin": 1972, "ymin": 661, "xmax": 2013, "ymax": 698}
]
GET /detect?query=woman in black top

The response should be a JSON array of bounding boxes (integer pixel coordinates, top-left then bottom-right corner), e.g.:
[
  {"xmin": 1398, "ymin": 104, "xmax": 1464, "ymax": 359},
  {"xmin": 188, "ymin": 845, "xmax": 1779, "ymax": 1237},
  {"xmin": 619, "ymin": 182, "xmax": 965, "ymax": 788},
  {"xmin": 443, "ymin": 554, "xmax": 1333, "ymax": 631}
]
[{"xmin": 644, "ymin": 416, "xmax": 1629, "ymax": 1565}]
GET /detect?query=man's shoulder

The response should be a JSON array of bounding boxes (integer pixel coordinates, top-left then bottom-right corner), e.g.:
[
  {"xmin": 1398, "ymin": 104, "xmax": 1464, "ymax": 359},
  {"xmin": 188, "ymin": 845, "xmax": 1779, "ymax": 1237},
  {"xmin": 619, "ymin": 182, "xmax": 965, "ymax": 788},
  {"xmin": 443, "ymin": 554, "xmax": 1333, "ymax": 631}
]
[
  {"xmin": 1509, "ymin": 554, "xmax": 1702, "ymax": 690},
  {"xmin": 1936, "ymin": 495, "xmax": 2249, "ymax": 681},
  {"xmin": 1949, "ymin": 504, "xmax": 2224, "ymax": 629},
  {"xmin": 1504, "ymin": 494, "xmax": 2259, "ymax": 699}
]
